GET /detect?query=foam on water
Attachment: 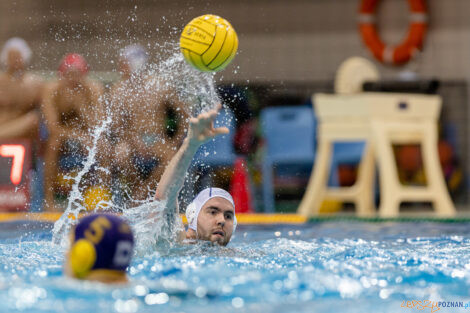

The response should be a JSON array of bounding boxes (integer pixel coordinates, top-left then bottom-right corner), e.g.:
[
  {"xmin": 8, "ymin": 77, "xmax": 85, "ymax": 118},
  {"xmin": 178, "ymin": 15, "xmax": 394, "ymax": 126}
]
[{"xmin": 122, "ymin": 199, "xmax": 185, "ymax": 256}]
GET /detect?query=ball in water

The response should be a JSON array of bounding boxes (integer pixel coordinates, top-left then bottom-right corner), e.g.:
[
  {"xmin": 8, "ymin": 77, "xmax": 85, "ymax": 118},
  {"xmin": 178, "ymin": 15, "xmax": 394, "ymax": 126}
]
[{"xmin": 180, "ymin": 14, "xmax": 238, "ymax": 72}]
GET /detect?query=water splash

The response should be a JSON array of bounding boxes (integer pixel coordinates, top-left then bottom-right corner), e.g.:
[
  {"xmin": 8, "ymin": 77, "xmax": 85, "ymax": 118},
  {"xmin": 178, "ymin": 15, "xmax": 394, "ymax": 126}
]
[
  {"xmin": 122, "ymin": 198, "xmax": 187, "ymax": 256},
  {"xmin": 146, "ymin": 43, "xmax": 220, "ymax": 115},
  {"xmin": 51, "ymin": 43, "xmax": 222, "ymax": 251},
  {"xmin": 51, "ymin": 115, "xmax": 112, "ymax": 246}
]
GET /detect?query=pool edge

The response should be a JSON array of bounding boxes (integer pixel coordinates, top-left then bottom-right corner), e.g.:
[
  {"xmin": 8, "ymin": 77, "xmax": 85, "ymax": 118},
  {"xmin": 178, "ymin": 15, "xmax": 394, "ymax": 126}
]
[{"xmin": 2, "ymin": 212, "xmax": 470, "ymax": 224}]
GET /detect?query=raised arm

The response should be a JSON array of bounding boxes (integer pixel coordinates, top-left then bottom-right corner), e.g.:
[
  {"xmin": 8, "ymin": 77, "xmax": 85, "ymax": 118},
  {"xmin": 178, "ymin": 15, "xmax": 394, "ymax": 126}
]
[{"xmin": 154, "ymin": 104, "xmax": 229, "ymax": 211}]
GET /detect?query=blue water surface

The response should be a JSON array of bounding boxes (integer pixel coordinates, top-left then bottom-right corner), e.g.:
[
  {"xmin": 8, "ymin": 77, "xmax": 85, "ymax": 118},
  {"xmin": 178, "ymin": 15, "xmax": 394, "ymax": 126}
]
[{"xmin": 1, "ymin": 221, "xmax": 470, "ymax": 313}]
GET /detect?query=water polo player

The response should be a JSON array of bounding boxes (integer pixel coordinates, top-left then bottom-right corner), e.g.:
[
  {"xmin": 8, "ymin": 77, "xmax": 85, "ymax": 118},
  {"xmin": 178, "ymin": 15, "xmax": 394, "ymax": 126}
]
[
  {"xmin": 184, "ymin": 187, "xmax": 236, "ymax": 246},
  {"xmin": 65, "ymin": 213, "xmax": 134, "ymax": 283},
  {"xmin": 154, "ymin": 104, "xmax": 236, "ymax": 246},
  {"xmin": 42, "ymin": 53, "xmax": 105, "ymax": 210},
  {"xmin": 0, "ymin": 37, "xmax": 43, "ymax": 141},
  {"xmin": 107, "ymin": 44, "xmax": 189, "ymax": 202}
]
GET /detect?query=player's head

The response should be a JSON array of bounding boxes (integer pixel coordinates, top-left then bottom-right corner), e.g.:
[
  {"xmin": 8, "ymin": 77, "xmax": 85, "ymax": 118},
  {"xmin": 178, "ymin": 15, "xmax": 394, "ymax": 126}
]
[
  {"xmin": 118, "ymin": 44, "xmax": 148, "ymax": 77},
  {"xmin": 58, "ymin": 53, "xmax": 89, "ymax": 83},
  {"xmin": 1, "ymin": 37, "xmax": 31, "ymax": 71},
  {"xmin": 185, "ymin": 188, "xmax": 237, "ymax": 246},
  {"xmin": 65, "ymin": 213, "xmax": 134, "ymax": 283}
]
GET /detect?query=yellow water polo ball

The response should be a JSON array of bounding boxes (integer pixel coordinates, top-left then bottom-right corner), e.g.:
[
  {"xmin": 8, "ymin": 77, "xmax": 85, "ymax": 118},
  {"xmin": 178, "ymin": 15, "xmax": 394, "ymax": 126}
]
[{"xmin": 180, "ymin": 14, "xmax": 238, "ymax": 72}]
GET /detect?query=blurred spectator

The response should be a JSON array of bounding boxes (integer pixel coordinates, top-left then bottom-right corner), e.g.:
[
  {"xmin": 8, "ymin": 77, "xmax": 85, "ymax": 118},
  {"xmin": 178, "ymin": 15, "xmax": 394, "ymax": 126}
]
[
  {"xmin": 107, "ymin": 45, "xmax": 188, "ymax": 202},
  {"xmin": 0, "ymin": 37, "xmax": 43, "ymax": 141},
  {"xmin": 41, "ymin": 53, "xmax": 105, "ymax": 210}
]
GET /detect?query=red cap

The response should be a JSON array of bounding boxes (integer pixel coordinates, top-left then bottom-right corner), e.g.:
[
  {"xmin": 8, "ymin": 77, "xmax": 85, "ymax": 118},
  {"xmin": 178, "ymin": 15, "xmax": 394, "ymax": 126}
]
[{"xmin": 58, "ymin": 53, "xmax": 89, "ymax": 76}]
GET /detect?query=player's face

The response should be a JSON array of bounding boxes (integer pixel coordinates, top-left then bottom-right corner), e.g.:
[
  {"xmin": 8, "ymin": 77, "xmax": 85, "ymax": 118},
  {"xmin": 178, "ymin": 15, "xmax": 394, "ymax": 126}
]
[
  {"xmin": 197, "ymin": 197, "xmax": 235, "ymax": 246},
  {"xmin": 7, "ymin": 49, "xmax": 25, "ymax": 72}
]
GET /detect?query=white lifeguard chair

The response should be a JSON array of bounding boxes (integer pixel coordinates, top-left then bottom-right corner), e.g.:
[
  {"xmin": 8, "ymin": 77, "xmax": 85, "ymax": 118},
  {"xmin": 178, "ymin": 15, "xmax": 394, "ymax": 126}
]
[
  {"xmin": 298, "ymin": 92, "xmax": 456, "ymax": 217},
  {"xmin": 297, "ymin": 93, "xmax": 376, "ymax": 217}
]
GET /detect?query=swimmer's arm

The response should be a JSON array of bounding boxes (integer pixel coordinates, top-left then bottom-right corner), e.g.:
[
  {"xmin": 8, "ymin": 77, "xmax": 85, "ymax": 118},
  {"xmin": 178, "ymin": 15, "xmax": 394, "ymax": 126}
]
[
  {"xmin": 41, "ymin": 83, "xmax": 62, "ymax": 136},
  {"xmin": 154, "ymin": 137, "xmax": 200, "ymax": 207},
  {"xmin": 154, "ymin": 105, "xmax": 229, "ymax": 209}
]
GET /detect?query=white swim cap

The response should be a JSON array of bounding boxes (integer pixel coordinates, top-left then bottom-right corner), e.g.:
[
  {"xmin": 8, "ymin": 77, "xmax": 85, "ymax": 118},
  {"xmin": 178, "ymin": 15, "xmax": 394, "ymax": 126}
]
[
  {"xmin": 1, "ymin": 37, "xmax": 32, "ymax": 67},
  {"xmin": 185, "ymin": 187, "xmax": 237, "ymax": 234},
  {"xmin": 119, "ymin": 44, "xmax": 148, "ymax": 73}
]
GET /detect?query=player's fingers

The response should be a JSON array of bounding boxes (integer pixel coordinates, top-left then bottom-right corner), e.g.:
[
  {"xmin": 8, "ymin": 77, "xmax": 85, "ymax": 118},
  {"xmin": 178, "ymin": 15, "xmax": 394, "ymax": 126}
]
[
  {"xmin": 198, "ymin": 112, "xmax": 209, "ymax": 121},
  {"xmin": 189, "ymin": 117, "xmax": 198, "ymax": 126},
  {"xmin": 208, "ymin": 107, "xmax": 219, "ymax": 120},
  {"xmin": 213, "ymin": 127, "xmax": 229, "ymax": 135},
  {"xmin": 195, "ymin": 113, "xmax": 210, "ymax": 129},
  {"xmin": 208, "ymin": 107, "xmax": 222, "ymax": 126},
  {"xmin": 215, "ymin": 103, "xmax": 222, "ymax": 111}
]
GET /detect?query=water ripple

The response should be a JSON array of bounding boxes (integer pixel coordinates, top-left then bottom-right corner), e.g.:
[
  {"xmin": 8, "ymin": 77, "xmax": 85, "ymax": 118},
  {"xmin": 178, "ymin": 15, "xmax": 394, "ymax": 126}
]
[{"xmin": 1, "ymin": 222, "xmax": 470, "ymax": 312}]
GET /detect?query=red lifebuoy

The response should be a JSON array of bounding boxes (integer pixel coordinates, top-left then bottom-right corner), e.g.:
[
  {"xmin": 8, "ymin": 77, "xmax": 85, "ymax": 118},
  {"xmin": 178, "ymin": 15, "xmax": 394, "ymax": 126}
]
[{"xmin": 358, "ymin": 0, "xmax": 427, "ymax": 65}]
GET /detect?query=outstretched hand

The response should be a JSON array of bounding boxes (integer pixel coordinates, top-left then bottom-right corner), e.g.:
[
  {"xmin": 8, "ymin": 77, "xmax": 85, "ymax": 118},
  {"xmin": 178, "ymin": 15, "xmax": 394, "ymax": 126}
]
[{"xmin": 187, "ymin": 104, "xmax": 229, "ymax": 147}]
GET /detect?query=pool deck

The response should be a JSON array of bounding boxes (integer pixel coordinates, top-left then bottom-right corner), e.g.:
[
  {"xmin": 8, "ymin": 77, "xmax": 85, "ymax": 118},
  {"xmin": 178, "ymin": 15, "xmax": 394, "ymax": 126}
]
[
  {"xmin": 0, "ymin": 212, "xmax": 307, "ymax": 224},
  {"xmin": 2, "ymin": 212, "xmax": 470, "ymax": 224}
]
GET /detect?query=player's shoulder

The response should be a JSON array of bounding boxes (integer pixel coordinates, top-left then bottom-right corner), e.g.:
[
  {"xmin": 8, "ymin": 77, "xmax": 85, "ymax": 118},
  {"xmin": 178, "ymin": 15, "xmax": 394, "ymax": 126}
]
[
  {"xmin": 23, "ymin": 72, "xmax": 42, "ymax": 81},
  {"xmin": 41, "ymin": 79, "xmax": 60, "ymax": 93},
  {"xmin": 23, "ymin": 73, "xmax": 45, "ymax": 88}
]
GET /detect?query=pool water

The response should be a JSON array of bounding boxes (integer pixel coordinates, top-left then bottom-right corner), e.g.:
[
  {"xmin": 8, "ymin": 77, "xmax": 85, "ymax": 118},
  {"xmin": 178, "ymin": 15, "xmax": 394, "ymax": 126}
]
[{"xmin": 1, "ymin": 221, "xmax": 470, "ymax": 313}]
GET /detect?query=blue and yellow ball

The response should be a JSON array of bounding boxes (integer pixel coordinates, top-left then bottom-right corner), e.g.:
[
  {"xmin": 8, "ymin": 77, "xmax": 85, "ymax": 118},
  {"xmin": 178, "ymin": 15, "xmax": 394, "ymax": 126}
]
[{"xmin": 180, "ymin": 14, "xmax": 238, "ymax": 72}]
